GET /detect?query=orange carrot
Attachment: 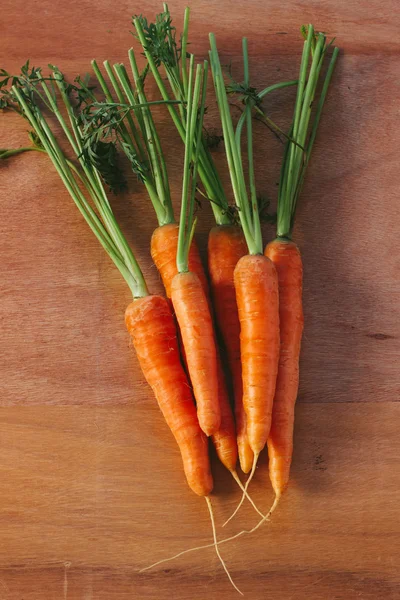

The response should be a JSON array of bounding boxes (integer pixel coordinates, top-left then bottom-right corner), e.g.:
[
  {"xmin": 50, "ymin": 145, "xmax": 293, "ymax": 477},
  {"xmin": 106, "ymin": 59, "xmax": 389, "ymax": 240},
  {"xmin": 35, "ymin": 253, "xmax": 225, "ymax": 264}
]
[
  {"xmin": 151, "ymin": 223, "xmax": 209, "ymax": 299},
  {"xmin": 258, "ymin": 31, "xmax": 339, "ymax": 516},
  {"xmin": 152, "ymin": 220, "xmax": 238, "ymax": 471},
  {"xmin": 171, "ymin": 270, "xmax": 220, "ymax": 436},
  {"xmin": 208, "ymin": 224, "xmax": 253, "ymax": 474},
  {"xmin": 264, "ymin": 240, "xmax": 303, "ymax": 498},
  {"xmin": 126, "ymin": 295, "xmax": 213, "ymax": 496},
  {"xmin": 234, "ymin": 254, "xmax": 280, "ymax": 456}
]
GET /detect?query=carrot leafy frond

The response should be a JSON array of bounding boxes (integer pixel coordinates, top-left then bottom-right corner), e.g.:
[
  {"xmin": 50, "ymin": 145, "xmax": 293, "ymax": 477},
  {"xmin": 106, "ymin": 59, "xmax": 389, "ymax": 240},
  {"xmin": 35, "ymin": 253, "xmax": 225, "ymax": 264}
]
[
  {"xmin": 176, "ymin": 58, "xmax": 208, "ymax": 273},
  {"xmin": 133, "ymin": 6, "xmax": 232, "ymax": 226},
  {"xmin": 209, "ymin": 35, "xmax": 263, "ymax": 255},
  {"xmin": 277, "ymin": 25, "xmax": 339, "ymax": 239},
  {"xmin": 80, "ymin": 53, "xmax": 178, "ymax": 226},
  {"xmin": 1, "ymin": 64, "xmax": 149, "ymax": 298}
]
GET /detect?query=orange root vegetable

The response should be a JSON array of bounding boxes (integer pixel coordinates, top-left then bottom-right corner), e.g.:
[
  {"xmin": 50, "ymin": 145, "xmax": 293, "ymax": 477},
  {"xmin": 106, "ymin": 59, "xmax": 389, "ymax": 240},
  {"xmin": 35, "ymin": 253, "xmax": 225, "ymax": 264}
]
[
  {"xmin": 151, "ymin": 223, "xmax": 209, "ymax": 298},
  {"xmin": 259, "ymin": 28, "xmax": 338, "ymax": 510},
  {"xmin": 125, "ymin": 294, "xmax": 213, "ymax": 496},
  {"xmin": 264, "ymin": 239, "xmax": 303, "ymax": 497},
  {"xmin": 212, "ymin": 358, "xmax": 238, "ymax": 471},
  {"xmin": 152, "ymin": 222, "xmax": 238, "ymax": 471},
  {"xmin": 234, "ymin": 254, "xmax": 280, "ymax": 456},
  {"xmin": 171, "ymin": 271, "xmax": 220, "ymax": 437},
  {"xmin": 208, "ymin": 224, "xmax": 253, "ymax": 474}
]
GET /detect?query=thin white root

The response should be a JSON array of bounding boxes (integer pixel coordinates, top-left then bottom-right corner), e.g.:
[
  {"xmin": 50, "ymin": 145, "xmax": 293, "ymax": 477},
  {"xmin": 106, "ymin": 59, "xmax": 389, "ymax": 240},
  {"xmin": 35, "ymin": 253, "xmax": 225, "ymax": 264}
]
[
  {"xmin": 245, "ymin": 492, "xmax": 281, "ymax": 535},
  {"xmin": 139, "ymin": 492, "xmax": 281, "ymax": 575},
  {"xmin": 223, "ymin": 453, "xmax": 259, "ymax": 527},
  {"xmin": 139, "ymin": 527, "xmax": 247, "ymax": 573},
  {"xmin": 205, "ymin": 496, "xmax": 243, "ymax": 595},
  {"xmin": 230, "ymin": 470, "xmax": 268, "ymax": 521}
]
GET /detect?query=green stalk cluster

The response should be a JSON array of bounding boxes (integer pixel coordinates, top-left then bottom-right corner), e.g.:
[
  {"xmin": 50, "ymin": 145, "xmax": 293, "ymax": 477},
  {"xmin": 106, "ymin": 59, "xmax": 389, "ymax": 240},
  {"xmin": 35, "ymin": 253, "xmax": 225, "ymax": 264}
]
[
  {"xmin": 176, "ymin": 58, "xmax": 208, "ymax": 273},
  {"xmin": 86, "ymin": 53, "xmax": 177, "ymax": 227},
  {"xmin": 133, "ymin": 5, "xmax": 232, "ymax": 225},
  {"xmin": 277, "ymin": 26, "xmax": 339, "ymax": 239},
  {"xmin": 209, "ymin": 35, "xmax": 299, "ymax": 255},
  {"xmin": 5, "ymin": 68, "xmax": 148, "ymax": 298}
]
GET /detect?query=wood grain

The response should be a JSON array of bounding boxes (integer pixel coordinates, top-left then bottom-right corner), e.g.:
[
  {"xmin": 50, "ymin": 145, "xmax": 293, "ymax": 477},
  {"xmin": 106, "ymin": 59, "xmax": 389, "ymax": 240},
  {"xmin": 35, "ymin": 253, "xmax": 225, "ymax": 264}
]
[{"xmin": 1, "ymin": 0, "xmax": 400, "ymax": 598}]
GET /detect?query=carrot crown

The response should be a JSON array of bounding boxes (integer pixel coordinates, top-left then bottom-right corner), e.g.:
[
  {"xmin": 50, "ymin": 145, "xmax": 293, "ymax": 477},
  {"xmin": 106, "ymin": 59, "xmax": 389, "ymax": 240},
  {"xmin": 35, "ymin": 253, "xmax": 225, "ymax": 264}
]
[
  {"xmin": 176, "ymin": 58, "xmax": 208, "ymax": 273},
  {"xmin": 133, "ymin": 5, "xmax": 233, "ymax": 226},
  {"xmin": 0, "ymin": 64, "xmax": 149, "ymax": 299},
  {"xmin": 276, "ymin": 26, "xmax": 339, "ymax": 239}
]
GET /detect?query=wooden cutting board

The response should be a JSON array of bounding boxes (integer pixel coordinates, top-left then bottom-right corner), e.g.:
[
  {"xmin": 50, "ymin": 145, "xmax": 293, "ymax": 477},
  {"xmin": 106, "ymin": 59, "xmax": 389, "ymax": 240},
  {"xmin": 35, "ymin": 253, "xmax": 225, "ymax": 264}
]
[{"xmin": 1, "ymin": 0, "xmax": 399, "ymax": 598}]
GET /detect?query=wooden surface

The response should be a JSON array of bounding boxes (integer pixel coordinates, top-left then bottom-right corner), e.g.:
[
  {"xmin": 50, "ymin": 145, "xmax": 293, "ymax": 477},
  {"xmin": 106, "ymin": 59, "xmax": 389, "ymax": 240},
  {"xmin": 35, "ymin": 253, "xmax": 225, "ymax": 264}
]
[{"xmin": 1, "ymin": 1, "xmax": 400, "ymax": 598}]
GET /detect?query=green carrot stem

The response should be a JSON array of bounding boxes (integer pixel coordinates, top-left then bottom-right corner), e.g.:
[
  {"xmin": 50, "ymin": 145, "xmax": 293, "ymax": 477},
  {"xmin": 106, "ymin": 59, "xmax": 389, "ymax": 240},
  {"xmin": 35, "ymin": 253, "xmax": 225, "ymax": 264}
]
[
  {"xmin": 128, "ymin": 49, "xmax": 174, "ymax": 224},
  {"xmin": 209, "ymin": 33, "xmax": 261, "ymax": 255},
  {"xmin": 12, "ymin": 84, "xmax": 146, "ymax": 297},
  {"xmin": 92, "ymin": 59, "xmax": 146, "ymax": 164},
  {"xmin": 134, "ymin": 16, "xmax": 231, "ymax": 226},
  {"xmin": 0, "ymin": 146, "xmax": 46, "ymax": 158},
  {"xmin": 243, "ymin": 38, "xmax": 262, "ymax": 251},
  {"xmin": 276, "ymin": 28, "xmax": 339, "ymax": 239},
  {"xmin": 176, "ymin": 59, "xmax": 208, "ymax": 273},
  {"xmin": 181, "ymin": 7, "xmax": 190, "ymax": 96},
  {"xmin": 47, "ymin": 71, "xmax": 142, "ymax": 279}
]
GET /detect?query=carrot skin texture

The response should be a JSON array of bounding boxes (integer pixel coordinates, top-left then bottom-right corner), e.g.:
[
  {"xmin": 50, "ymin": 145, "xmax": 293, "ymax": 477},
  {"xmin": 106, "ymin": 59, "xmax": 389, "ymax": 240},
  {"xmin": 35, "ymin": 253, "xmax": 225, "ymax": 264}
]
[
  {"xmin": 171, "ymin": 271, "xmax": 221, "ymax": 437},
  {"xmin": 265, "ymin": 239, "xmax": 304, "ymax": 495},
  {"xmin": 152, "ymin": 223, "xmax": 238, "ymax": 469},
  {"xmin": 234, "ymin": 254, "xmax": 280, "ymax": 455},
  {"xmin": 208, "ymin": 225, "xmax": 253, "ymax": 473},
  {"xmin": 151, "ymin": 223, "xmax": 209, "ymax": 298},
  {"xmin": 125, "ymin": 295, "xmax": 213, "ymax": 497},
  {"xmin": 212, "ymin": 358, "xmax": 238, "ymax": 471}
]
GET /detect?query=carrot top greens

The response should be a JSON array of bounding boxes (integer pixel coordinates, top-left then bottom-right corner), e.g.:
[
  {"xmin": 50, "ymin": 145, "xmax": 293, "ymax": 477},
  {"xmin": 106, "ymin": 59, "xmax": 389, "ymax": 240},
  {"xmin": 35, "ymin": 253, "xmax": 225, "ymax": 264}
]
[
  {"xmin": 176, "ymin": 58, "xmax": 208, "ymax": 273},
  {"xmin": 78, "ymin": 50, "xmax": 183, "ymax": 227},
  {"xmin": 209, "ymin": 35, "xmax": 297, "ymax": 255},
  {"xmin": 0, "ymin": 63, "xmax": 149, "ymax": 298},
  {"xmin": 276, "ymin": 26, "xmax": 339, "ymax": 239},
  {"xmin": 133, "ymin": 5, "xmax": 232, "ymax": 226}
]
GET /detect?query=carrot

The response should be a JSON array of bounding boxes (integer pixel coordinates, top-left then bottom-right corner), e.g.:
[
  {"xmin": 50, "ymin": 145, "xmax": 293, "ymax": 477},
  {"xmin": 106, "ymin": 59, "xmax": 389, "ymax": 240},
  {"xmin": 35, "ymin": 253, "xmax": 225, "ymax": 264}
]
[
  {"xmin": 151, "ymin": 222, "xmax": 209, "ymax": 299},
  {"xmin": 234, "ymin": 254, "xmax": 280, "ymax": 455},
  {"xmin": 209, "ymin": 36, "xmax": 304, "ymax": 525},
  {"xmin": 210, "ymin": 36, "xmax": 281, "ymax": 497},
  {"xmin": 3, "ymin": 62, "xmax": 214, "ymax": 498},
  {"xmin": 264, "ymin": 240, "xmax": 303, "ymax": 499},
  {"xmin": 152, "ymin": 223, "xmax": 237, "ymax": 465},
  {"xmin": 125, "ymin": 295, "xmax": 212, "ymax": 496},
  {"xmin": 134, "ymin": 8, "xmax": 285, "ymax": 495},
  {"xmin": 172, "ymin": 269, "xmax": 220, "ymax": 437},
  {"xmin": 258, "ymin": 28, "xmax": 339, "ymax": 515},
  {"xmin": 152, "ymin": 222, "xmax": 266, "ymax": 520},
  {"xmin": 208, "ymin": 225, "xmax": 253, "ymax": 474}
]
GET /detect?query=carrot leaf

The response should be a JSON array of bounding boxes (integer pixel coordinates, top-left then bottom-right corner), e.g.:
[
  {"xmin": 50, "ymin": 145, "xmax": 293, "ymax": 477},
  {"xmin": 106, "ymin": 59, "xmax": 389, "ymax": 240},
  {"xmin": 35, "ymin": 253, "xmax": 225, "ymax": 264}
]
[
  {"xmin": 176, "ymin": 59, "xmax": 208, "ymax": 272},
  {"xmin": 1, "ymin": 64, "xmax": 149, "ymax": 298},
  {"xmin": 133, "ymin": 6, "xmax": 232, "ymax": 226},
  {"xmin": 277, "ymin": 26, "xmax": 339, "ymax": 239}
]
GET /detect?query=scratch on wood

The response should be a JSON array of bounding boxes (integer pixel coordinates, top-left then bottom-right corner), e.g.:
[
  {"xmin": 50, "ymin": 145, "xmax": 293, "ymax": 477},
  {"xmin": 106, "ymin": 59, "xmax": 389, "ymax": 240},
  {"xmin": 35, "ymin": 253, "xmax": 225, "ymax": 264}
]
[
  {"xmin": 366, "ymin": 332, "xmax": 395, "ymax": 340},
  {"xmin": 63, "ymin": 561, "xmax": 72, "ymax": 600}
]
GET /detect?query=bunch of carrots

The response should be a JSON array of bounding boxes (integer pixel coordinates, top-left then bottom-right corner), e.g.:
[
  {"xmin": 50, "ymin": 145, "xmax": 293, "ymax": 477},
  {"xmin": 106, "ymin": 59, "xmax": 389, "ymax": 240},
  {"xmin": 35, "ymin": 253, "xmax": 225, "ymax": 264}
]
[{"xmin": 0, "ymin": 5, "xmax": 339, "ymax": 594}]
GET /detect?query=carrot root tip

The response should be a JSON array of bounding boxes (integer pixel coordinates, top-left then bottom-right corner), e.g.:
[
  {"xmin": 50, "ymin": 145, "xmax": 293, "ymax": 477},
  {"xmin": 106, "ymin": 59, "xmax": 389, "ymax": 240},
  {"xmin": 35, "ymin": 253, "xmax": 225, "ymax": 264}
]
[
  {"xmin": 230, "ymin": 469, "xmax": 267, "ymax": 522},
  {"xmin": 205, "ymin": 496, "xmax": 243, "ymax": 595},
  {"xmin": 223, "ymin": 453, "xmax": 259, "ymax": 527}
]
